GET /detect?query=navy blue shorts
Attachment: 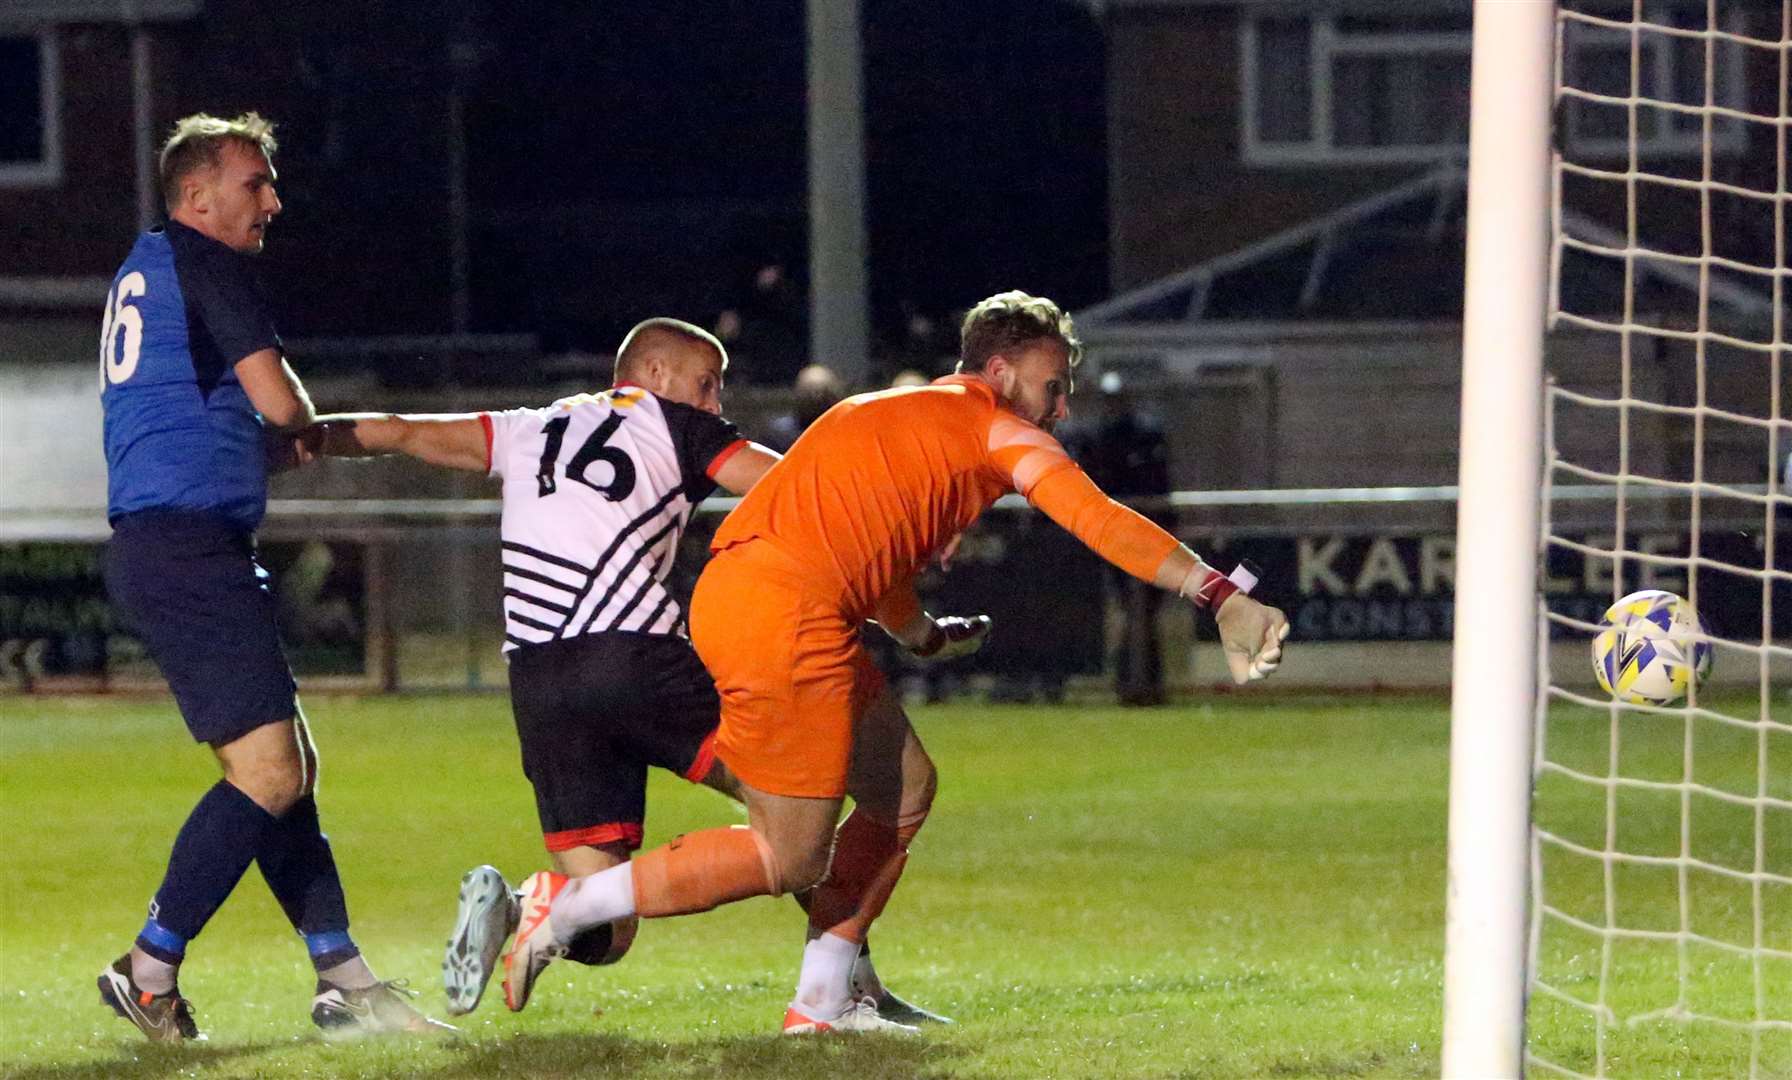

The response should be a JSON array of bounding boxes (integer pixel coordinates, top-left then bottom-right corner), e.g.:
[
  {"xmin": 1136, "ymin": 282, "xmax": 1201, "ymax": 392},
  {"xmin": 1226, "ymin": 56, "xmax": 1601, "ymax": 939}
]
[
  {"xmin": 105, "ymin": 511, "xmax": 298, "ymax": 745},
  {"xmin": 508, "ymin": 632, "xmax": 720, "ymax": 853}
]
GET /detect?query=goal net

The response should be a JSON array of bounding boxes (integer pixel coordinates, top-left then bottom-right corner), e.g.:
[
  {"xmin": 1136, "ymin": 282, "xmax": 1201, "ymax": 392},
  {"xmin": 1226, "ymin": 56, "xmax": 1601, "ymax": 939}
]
[{"xmin": 1528, "ymin": 2, "xmax": 1790, "ymax": 1077}]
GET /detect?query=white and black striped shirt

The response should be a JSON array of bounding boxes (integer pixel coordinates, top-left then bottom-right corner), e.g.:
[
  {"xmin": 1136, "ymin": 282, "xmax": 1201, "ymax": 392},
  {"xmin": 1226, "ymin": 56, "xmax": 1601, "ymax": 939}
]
[{"xmin": 482, "ymin": 387, "xmax": 746, "ymax": 652}]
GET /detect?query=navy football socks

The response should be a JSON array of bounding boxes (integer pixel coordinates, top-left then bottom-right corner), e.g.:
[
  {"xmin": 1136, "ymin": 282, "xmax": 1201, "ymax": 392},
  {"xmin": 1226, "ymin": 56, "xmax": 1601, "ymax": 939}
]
[
  {"xmin": 255, "ymin": 793, "xmax": 361, "ymax": 971},
  {"xmin": 136, "ymin": 780, "xmax": 276, "ymax": 963}
]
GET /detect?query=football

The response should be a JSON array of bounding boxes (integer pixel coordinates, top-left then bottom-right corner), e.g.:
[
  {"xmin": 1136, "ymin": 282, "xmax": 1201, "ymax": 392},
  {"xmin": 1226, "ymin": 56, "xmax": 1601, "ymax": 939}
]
[{"xmin": 1590, "ymin": 589, "xmax": 1713, "ymax": 706}]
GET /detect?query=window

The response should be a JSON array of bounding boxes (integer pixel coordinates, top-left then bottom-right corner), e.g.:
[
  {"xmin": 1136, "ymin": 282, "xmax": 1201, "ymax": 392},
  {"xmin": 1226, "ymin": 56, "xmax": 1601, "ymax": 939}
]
[
  {"xmin": 0, "ymin": 28, "xmax": 62, "ymax": 187},
  {"xmin": 1241, "ymin": 6, "xmax": 1745, "ymax": 167},
  {"xmin": 1242, "ymin": 12, "xmax": 1472, "ymax": 166},
  {"xmin": 1560, "ymin": 7, "xmax": 1747, "ymax": 157}
]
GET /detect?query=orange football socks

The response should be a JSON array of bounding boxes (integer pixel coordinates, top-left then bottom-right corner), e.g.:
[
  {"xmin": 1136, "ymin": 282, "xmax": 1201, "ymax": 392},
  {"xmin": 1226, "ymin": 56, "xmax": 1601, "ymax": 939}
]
[
  {"xmin": 631, "ymin": 825, "xmax": 781, "ymax": 918},
  {"xmin": 805, "ymin": 806, "xmax": 925, "ymax": 945}
]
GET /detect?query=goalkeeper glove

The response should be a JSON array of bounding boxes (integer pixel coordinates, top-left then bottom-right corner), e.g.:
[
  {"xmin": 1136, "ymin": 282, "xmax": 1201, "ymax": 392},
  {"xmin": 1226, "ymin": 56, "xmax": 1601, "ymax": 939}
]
[
  {"xmin": 1215, "ymin": 593, "xmax": 1291, "ymax": 684},
  {"xmin": 911, "ymin": 615, "xmax": 993, "ymax": 660}
]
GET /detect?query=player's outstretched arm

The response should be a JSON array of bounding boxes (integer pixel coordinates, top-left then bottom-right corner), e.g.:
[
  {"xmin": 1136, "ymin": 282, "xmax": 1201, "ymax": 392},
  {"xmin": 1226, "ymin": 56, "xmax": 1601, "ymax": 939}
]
[
  {"xmin": 1021, "ymin": 463, "xmax": 1289, "ymax": 684},
  {"xmin": 1155, "ymin": 544, "xmax": 1289, "ymax": 683},
  {"xmin": 310, "ymin": 413, "xmax": 489, "ymax": 472}
]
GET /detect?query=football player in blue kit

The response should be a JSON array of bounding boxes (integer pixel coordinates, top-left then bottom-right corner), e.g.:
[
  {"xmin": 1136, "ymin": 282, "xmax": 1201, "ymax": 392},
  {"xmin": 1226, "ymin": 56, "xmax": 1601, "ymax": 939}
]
[{"xmin": 95, "ymin": 112, "xmax": 452, "ymax": 1042}]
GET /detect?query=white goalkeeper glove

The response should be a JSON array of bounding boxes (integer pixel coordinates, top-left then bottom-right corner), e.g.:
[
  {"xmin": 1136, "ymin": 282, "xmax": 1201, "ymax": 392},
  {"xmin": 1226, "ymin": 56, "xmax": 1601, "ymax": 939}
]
[
  {"xmin": 911, "ymin": 615, "xmax": 993, "ymax": 661},
  {"xmin": 1215, "ymin": 593, "xmax": 1291, "ymax": 684}
]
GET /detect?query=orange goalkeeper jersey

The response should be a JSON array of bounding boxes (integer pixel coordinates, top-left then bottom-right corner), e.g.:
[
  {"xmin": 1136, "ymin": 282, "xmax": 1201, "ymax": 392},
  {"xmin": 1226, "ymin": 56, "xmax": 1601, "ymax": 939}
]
[{"xmin": 711, "ymin": 374, "xmax": 1181, "ymax": 621}]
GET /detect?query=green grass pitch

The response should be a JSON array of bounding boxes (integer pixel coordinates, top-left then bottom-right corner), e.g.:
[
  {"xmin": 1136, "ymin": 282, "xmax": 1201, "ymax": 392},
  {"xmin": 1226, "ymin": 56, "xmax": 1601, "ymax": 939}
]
[{"xmin": 0, "ymin": 691, "xmax": 1782, "ymax": 1078}]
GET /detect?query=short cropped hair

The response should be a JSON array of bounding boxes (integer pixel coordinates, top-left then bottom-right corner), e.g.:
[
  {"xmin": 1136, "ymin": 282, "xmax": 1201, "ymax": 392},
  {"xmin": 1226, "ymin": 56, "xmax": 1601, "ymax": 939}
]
[
  {"xmin": 159, "ymin": 112, "xmax": 278, "ymax": 213},
  {"xmin": 614, "ymin": 318, "xmax": 730, "ymax": 382},
  {"xmin": 955, "ymin": 290, "xmax": 1082, "ymax": 374}
]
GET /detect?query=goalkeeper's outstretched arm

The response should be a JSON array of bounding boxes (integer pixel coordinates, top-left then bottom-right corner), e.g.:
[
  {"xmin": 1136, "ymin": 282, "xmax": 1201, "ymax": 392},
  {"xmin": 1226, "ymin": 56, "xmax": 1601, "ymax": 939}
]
[{"xmin": 1020, "ymin": 462, "xmax": 1290, "ymax": 684}]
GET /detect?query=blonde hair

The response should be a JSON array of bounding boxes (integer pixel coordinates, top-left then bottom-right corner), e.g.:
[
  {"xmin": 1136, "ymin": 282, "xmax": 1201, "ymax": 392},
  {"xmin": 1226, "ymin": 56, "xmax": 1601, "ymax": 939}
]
[
  {"xmin": 955, "ymin": 290, "xmax": 1082, "ymax": 373},
  {"xmin": 614, "ymin": 318, "xmax": 730, "ymax": 382},
  {"xmin": 159, "ymin": 112, "xmax": 278, "ymax": 212}
]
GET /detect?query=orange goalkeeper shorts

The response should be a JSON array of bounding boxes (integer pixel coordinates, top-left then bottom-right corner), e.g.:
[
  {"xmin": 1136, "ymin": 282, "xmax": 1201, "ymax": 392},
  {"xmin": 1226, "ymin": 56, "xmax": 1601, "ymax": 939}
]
[{"xmin": 689, "ymin": 540, "xmax": 884, "ymax": 799}]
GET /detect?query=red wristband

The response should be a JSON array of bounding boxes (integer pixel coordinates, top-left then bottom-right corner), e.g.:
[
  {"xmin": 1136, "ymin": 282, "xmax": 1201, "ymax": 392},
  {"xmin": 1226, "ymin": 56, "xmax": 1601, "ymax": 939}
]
[{"xmin": 1183, "ymin": 566, "xmax": 1240, "ymax": 611}]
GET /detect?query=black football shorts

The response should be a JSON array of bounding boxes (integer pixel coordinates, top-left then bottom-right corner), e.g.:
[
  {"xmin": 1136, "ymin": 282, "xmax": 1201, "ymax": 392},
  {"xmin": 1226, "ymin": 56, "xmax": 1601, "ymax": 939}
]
[{"xmin": 507, "ymin": 631, "xmax": 721, "ymax": 852}]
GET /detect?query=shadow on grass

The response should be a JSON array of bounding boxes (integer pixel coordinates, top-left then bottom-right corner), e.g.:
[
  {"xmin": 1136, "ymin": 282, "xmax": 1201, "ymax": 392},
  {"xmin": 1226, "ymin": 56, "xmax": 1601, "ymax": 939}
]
[
  {"xmin": 430, "ymin": 1030, "xmax": 975, "ymax": 1080},
  {"xmin": 3, "ymin": 1039, "xmax": 289, "ymax": 1080},
  {"xmin": 4, "ymin": 1031, "xmax": 975, "ymax": 1080}
]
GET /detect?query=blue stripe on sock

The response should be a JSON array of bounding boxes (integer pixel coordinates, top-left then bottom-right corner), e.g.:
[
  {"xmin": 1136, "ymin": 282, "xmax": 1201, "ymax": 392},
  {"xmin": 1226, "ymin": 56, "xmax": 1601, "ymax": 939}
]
[
  {"xmin": 304, "ymin": 930, "xmax": 355, "ymax": 958},
  {"xmin": 138, "ymin": 918, "xmax": 188, "ymax": 958}
]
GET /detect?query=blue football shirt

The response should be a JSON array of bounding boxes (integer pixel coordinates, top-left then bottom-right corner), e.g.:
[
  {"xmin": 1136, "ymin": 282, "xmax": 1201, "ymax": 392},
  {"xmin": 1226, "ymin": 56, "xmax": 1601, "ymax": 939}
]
[{"xmin": 100, "ymin": 220, "xmax": 282, "ymax": 531}]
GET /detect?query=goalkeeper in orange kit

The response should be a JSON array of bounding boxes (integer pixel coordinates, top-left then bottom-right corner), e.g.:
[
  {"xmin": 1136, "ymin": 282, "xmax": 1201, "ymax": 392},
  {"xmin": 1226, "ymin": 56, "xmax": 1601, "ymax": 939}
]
[{"xmin": 499, "ymin": 290, "xmax": 1291, "ymax": 1033}]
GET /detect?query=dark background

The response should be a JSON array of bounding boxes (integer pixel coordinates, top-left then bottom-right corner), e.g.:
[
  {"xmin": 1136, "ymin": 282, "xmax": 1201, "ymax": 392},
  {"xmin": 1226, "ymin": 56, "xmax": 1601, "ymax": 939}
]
[{"xmin": 272, "ymin": 0, "xmax": 1108, "ymax": 355}]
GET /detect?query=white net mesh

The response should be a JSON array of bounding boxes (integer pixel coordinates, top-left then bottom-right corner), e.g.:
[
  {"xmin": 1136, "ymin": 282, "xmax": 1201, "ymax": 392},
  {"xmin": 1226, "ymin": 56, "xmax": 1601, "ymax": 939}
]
[{"xmin": 1532, "ymin": 2, "xmax": 1790, "ymax": 1077}]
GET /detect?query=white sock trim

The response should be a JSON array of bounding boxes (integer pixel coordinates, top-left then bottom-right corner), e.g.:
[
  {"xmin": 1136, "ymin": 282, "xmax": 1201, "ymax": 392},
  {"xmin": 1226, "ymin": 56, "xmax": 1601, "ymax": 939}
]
[
  {"xmin": 129, "ymin": 949, "xmax": 179, "ymax": 995},
  {"xmin": 794, "ymin": 931, "xmax": 861, "ymax": 1018},
  {"xmin": 549, "ymin": 862, "xmax": 635, "ymax": 946},
  {"xmin": 316, "ymin": 955, "xmax": 378, "ymax": 990}
]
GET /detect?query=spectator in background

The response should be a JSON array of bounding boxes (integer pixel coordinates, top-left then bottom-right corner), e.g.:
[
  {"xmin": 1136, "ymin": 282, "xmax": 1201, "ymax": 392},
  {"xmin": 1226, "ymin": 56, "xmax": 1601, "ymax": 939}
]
[
  {"xmin": 765, "ymin": 363, "xmax": 846, "ymax": 453},
  {"xmin": 713, "ymin": 262, "xmax": 806, "ymax": 386},
  {"xmin": 1075, "ymin": 371, "xmax": 1173, "ymax": 706},
  {"xmin": 874, "ymin": 302, "xmax": 956, "ymax": 386}
]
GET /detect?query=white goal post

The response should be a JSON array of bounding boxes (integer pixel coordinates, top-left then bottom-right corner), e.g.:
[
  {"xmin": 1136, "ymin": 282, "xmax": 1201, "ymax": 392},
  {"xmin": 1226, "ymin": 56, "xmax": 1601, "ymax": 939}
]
[
  {"xmin": 1448, "ymin": 2, "xmax": 1789, "ymax": 1077},
  {"xmin": 1443, "ymin": 2, "xmax": 1555, "ymax": 1077}
]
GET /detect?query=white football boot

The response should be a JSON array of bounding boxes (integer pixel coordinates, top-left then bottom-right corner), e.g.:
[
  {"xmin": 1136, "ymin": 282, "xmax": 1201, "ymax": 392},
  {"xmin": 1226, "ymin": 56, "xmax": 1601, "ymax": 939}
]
[
  {"xmin": 442, "ymin": 864, "xmax": 520, "ymax": 1015},
  {"xmin": 501, "ymin": 871, "xmax": 569, "ymax": 1012},
  {"xmin": 311, "ymin": 980, "xmax": 458, "ymax": 1039},
  {"xmin": 781, "ymin": 996, "xmax": 921, "ymax": 1035}
]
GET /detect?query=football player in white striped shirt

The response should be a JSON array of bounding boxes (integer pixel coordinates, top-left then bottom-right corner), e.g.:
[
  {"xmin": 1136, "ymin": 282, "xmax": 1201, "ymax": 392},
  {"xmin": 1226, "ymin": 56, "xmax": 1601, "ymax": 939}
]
[{"xmin": 313, "ymin": 318, "xmax": 964, "ymax": 1024}]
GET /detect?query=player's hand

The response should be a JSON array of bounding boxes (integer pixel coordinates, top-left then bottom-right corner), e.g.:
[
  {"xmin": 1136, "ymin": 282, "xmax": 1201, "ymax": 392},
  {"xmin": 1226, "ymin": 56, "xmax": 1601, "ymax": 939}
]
[
  {"xmin": 295, "ymin": 424, "xmax": 325, "ymax": 462},
  {"xmin": 911, "ymin": 615, "xmax": 992, "ymax": 660},
  {"xmin": 266, "ymin": 427, "xmax": 320, "ymax": 473},
  {"xmin": 1215, "ymin": 593, "xmax": 1290, "ymax": 684}
]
